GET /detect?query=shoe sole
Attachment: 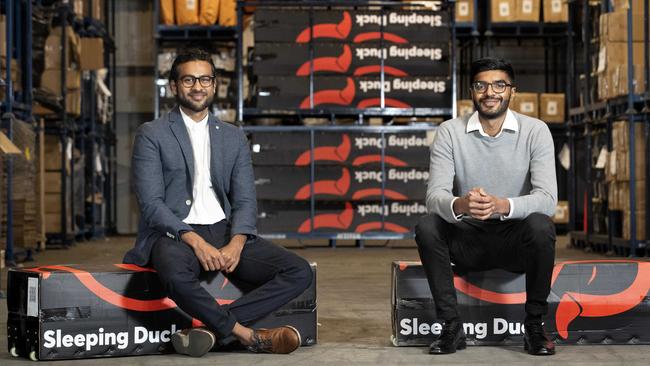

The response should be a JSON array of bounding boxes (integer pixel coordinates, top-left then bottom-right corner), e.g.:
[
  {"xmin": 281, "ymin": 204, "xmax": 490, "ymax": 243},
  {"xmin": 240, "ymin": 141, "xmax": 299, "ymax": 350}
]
[{"xmin": 171, "ymin": 328, "xmax": 215, "ymax": 357}]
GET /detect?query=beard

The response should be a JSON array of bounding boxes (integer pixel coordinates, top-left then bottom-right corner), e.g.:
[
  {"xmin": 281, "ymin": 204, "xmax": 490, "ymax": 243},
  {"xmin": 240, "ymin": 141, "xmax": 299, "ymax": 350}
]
[
  {"xmin": 473, "ymin": 94, "xmax": 510, "ymax": 120},
  {"xmin": 175, "ymin": 91, "xmax": 214, "ymax": 113}
]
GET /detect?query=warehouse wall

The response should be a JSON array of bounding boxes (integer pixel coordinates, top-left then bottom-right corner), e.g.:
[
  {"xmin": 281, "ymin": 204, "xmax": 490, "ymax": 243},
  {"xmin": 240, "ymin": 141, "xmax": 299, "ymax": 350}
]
[{"xmin": 115, "ymin": 0, "xmax": 154, "ymax": 234}]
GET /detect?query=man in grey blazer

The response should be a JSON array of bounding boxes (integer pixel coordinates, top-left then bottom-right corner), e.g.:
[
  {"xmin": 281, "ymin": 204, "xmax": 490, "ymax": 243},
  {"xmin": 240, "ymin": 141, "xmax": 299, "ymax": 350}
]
[{"xmin": 123, "ymin": 48, "xmax": 312, "ymax": 357}]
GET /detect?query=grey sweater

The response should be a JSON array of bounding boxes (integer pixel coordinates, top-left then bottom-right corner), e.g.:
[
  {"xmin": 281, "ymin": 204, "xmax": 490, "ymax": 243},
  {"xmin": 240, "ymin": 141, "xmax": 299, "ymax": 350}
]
[{"xmin": 426, "ymin": 110, "xmax": 557, "ymax": 223}]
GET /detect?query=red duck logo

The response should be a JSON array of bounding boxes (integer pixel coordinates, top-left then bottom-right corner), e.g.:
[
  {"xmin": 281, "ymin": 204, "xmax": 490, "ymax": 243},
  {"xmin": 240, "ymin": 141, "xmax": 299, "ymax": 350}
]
[
  {"xmin": 300, "ymin": 77, "xmax": 356, "ymax": 108},
  {"xmin": 294, "ymin": 168, "xmax": 351, "ymax": 199},
  {"xmin": 294, "ymin": 134, "xmax": 351, "ymax": 165},
  {"xmin": 298, "ymin": 202, "xmax": 354, "ymax": 232},
  {"xmin": 296, "ymin": 11, "xmax": 352, "ymax": 42}
]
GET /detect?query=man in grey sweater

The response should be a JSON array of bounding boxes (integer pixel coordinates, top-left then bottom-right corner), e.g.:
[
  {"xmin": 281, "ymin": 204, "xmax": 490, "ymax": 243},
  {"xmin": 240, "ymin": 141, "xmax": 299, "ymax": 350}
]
[{"xmin": 415, "ymin": 58, "xmax": 557, "ymax": 356}]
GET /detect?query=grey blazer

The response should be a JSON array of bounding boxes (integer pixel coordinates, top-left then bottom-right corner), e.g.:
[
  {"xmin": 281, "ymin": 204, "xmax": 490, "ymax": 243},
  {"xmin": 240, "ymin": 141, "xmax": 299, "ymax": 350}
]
[{"xmin": 123, "ymin": 107, "xmax": 257, "ymax": 266}]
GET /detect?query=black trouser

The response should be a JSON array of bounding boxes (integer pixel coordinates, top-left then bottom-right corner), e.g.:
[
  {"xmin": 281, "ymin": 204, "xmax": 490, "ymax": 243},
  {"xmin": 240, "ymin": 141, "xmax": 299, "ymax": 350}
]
[
  {"xmin": 150, "ymin": 221, "xmax": 312, "ymax": 344},
  {"xmin": 414, "ymin": 213, "xmax": 556, "ymax": 322}
]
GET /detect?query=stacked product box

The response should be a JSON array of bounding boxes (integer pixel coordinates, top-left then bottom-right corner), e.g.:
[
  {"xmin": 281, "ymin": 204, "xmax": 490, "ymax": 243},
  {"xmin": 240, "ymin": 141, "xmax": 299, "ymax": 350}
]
[
  {"xmin": 250, "ymin": 130, "xmax": 434, "ymax": 235},
  {"xmin": 251, "ymin": 6, "xmax": 452, "ymax": 110}
]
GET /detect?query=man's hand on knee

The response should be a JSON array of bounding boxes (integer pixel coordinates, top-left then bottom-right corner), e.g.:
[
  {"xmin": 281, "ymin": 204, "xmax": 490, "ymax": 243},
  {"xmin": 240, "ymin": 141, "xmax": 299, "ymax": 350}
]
[
  {"xmin": 468, "ymin": 188, "xmax": 510, "ymax": 220},
  {"xmin": 181, "ymin": 231, "xmax": 226, "ymax": 271}
]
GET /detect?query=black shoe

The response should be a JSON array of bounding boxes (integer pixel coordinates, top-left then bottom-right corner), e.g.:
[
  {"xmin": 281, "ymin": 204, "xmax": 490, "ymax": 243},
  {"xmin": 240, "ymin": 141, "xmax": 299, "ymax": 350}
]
[
  {"xmin": 523, "ymin": 322, "xmax": 555, "ymax": 356},
  {"xmin": 429, "ymin": 318, "xmax": 466, "ymax": 354}
]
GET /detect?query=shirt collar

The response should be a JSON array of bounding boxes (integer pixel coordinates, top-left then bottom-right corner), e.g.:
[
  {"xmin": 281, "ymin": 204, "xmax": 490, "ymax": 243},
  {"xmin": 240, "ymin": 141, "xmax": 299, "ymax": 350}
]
[
  {"xmin": 466, "ymin": 109, "xmax": 518, "ymax": 137},
  {"xmin": 179, "ymin": 106, "xmax": 209, "ymax": 131}
]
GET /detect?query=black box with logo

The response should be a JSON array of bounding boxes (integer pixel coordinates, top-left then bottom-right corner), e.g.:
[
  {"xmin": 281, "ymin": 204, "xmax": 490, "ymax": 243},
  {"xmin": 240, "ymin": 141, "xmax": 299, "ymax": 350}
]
[
  {"xmin": 391, "ymin": 261, "xmax": 650, "ymax": 346},
  {"xmin": 252, "ymin": 43, "xmax": 450, "ymax": 77},
  {"xmin": 255, "ymin": 76, "xmax": 451, "ymax": 109},
  {"xmin": 7, "ymin": 263, "xmax": 317, "ymax": 360}
]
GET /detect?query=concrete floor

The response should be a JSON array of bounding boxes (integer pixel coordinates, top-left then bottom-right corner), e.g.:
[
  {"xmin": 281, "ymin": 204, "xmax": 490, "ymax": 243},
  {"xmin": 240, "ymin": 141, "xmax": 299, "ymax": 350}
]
[{"xmin": 2, "ymin": 235, "xmax": 650, "ymax": 365}]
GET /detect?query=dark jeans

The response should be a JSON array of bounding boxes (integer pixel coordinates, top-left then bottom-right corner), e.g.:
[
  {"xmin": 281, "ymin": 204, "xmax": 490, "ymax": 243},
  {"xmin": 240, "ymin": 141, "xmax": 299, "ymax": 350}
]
[
  {"xmin": 414, "ymin": 213, "xmax": 556, "ymax": 321},
  {"xmin": 150, "ymin": 221, "xmax": 312, "ymax": 343}
]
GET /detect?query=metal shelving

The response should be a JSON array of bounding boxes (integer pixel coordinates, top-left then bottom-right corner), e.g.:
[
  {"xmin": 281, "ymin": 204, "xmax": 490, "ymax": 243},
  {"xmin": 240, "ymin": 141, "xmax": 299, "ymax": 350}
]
[{"xmin": 567, "ymin": 0, "xmax": 650, "ymax": 256}]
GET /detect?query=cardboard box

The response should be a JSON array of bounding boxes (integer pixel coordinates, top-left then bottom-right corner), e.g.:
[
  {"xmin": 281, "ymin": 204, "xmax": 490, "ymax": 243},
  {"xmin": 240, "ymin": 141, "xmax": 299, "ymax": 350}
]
[
  {"xmin": 456, "ymin": 0, "xmax": 475, "ymax": 23},
  {"xmin": 612, "ymin": 0, "xmax": 647, "ymax": 14},
  {"xmin": 44, "ymin": 172, "xmax": 63, "ymax": 193},
  {"xmin": 391, "ymin": 260, "xmax": 650, "ymax": 346},
  {"xmin": 543, "ymin": 0, "xmax": 568, "ymax": 23},
  {"xmin": 491, "ymin": 0, "xmax": 516, "ymax": 23},
  {"xmin": 511, "ymin": 92, "xmax": 539, "ymax": 118},
  {"xmin": 553, "ymin": 200, "xmax": 569, "ymax": 224},
  {"xmin": 66, "ymin": 89, "xmax": 82, "ymax": 116},
  {"xmin": 44, "ymin": 193, "xmax": 64, "ymax": 214},
  {"xmin": 40, "ymin": 69, "xmax": 82, "ymax": 95},
  {"xmin": 516, "ymin": 0, "xmax": 541, "ymax": 22},
  {"xmin": 91, "ymin": 0, "xmax": 103, "ymax": 21},
  {"xmin": 600, "ymin": 41, "xmax": 649, "ymax": 69},
  {"xmin": 0, "ymin": 15, "xmax": 5, "ymax": 58},
  {"xmin": 252, "ymin": 43, "xmax": 450, "ymax": 77},
  {"xmin": 615, "ymin": 148, "xmax": 646, "ymax": 182},
  {"xmin": 43, "ymin": 27, "xmax": 81, "ymax": 70},
  {"xmin": 457, "ymin": 99, "xmax": 474, "ymax": 117},
  {"xmin": 254, "ymin": 9, "xmax": 451, "ymax": 44},
  {"xmin": 44, "ymin": 212, "xmax": 72, "ymax": 234},
  {"xmin": 609, "ymin": 63, "xmax": 646, "ymax": 97},
  {"xmin": 600, "ymin": 10, "xmax": 650, "ymax": 43},
  {"xmin": 623, "ymin": 209, "xmax": 646, "ymax": 240},
  {"xmin": 7, "ymin": 263, "xmax": 317, "ymax": 360},
  {"xmin": 256, "ymin": 76, "xmax": 451, "ymax": 109},
  {"xmin": 72, "ymin": 0, "xmax": 84, "ymax": 17},
  {"xmin": 80, "ymin": 38, "xmax": 104, "ymax": 70},
  {"xmin": 539, "ymin": 93, "xmax": 565, "ymax": 123}
]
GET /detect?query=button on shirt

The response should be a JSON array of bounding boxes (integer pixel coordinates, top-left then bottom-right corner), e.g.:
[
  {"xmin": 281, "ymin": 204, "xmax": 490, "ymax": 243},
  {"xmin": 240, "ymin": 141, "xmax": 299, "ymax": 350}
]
[
  {"xmin": 450, "ymin": 109, "xmax": 518, "ymax": 221},
  {"xmin": 179, "ymin": 108, "xmax": 226, "ymax": 225}
]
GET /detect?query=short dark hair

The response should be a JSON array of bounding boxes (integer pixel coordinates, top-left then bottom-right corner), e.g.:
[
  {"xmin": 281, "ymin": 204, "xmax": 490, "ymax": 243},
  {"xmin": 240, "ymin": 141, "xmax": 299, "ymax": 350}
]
[
  {"xmin": 470, "ymin": 57, "xmax": 515, "ymax": 83},
  {"xmin": 169, "ymin": 47, "xmax": 217, "ymax": 84}
]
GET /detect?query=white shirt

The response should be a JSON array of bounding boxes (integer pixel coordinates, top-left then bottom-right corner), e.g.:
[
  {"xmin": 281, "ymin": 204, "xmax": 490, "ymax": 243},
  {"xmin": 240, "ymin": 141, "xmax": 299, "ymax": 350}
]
[
  {"xmin": 179, "ymin": 108, "xmax": 226, "ymax": 225},
  {"xmin": 450, "ymin": 109, "xmax": 518, "ymax": 221}
]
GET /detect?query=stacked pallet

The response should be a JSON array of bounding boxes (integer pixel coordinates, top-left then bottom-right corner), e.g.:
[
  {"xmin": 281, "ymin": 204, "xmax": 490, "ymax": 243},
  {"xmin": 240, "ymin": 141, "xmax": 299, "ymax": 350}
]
[
  {"xmin": 252, "ymin": 7, "xmax": 452, "ymax": 110},
  {"xmin": 252, "ymin": 130, "xmax": 433, "ymax": 235},
  {"xmin": 1, "ymin": 120, "xmax": 40, "ymax": 250}
]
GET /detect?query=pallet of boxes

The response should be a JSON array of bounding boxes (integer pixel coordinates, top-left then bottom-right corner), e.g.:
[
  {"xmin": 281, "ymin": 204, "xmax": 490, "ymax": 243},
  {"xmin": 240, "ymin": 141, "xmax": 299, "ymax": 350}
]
[
  {"xmin": 607, "ymin": 121, "xmax": 646, "ymax": 242},
  {"xmin": 597, "ymin": 0, "xmax": 650, "ymax": 100}
]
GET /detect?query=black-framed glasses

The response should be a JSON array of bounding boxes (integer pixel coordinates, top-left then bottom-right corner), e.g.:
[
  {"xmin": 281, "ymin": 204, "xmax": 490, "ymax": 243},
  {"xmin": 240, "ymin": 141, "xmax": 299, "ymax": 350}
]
[
  {"xmin": 470, "ymin": 80, "xmax": 513, "ymax": 94},
  {"xmin": 179, "ymin": 75, "xmax": 215, "ymax": 88}
]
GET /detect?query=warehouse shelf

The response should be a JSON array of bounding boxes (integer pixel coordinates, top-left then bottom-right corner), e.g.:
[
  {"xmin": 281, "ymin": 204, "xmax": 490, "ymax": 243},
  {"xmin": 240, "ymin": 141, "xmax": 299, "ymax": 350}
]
[
  {"xmin": 485, "ymin": 22, "xmax": 571, "ymax": 37},
  {"xmin": 567, "ymin": 1, "xmax": 650, "ymax": 257},
  {"xmin": 242, "ymin": 107, "xmax": 453, "ymax": 119},
  {"xmin": 2, "ymin": 0, "xmax": 35, "ymax": 269},
  {"xmin": 155, "ymin": 25, "xmax": 237, "ymax": 40}
]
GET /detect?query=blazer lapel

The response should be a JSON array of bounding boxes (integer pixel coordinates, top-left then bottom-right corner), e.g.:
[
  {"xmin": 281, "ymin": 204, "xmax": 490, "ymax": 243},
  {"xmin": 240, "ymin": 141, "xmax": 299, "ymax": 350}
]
[
  {"xmin": 168, "ymin": 107, "xmax": 194, "ymax": 186},
  {"xmin": 208, "ymin": 114, "xmax": 225, "ymax": 197}
]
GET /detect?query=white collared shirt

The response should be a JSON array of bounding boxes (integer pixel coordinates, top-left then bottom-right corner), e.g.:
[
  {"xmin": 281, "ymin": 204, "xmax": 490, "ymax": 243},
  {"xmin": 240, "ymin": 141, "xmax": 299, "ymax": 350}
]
[
  {"xmin": 179, "ymin": 107, "xmax": 226, "ymax": 225},
  {"xmin": 450, "ymin": 109, "xmax": 518, "ymax": 221}
]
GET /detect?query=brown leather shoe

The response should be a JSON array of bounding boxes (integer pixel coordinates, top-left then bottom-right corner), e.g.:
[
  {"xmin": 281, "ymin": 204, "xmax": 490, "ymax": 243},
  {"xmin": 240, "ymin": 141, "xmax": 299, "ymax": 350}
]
[
  {"xmin": 171, "ymin": 327, "xmax": 216, "ymax": 357},
  {"xmin": 247, "ymin": 326, "xmax": 301, "ymax": 354}
]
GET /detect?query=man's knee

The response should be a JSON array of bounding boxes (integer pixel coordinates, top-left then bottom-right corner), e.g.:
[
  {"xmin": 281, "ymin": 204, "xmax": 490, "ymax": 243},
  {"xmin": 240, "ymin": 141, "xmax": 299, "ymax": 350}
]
[
  {"xmin": 415, "ymin": 214, "xmax": 447, "ymax": 246},
  {"xmin": 522, "ymin": 213, "xmax": 556, "ymax": 253},
  {"xmin": 291, "ymin": 257, "xmax": 313, "ymax": 293}
]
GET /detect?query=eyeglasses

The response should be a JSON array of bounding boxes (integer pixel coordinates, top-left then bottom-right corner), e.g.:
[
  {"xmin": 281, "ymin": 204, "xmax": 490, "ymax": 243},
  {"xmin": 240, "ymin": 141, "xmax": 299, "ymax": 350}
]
[
  {"xmin": 471, "ymin": 80, "xmax": 513, "ymax": 94},
  {"xmin": 179, "ymin": 75, "xmax": 216, "ymax": 88}
]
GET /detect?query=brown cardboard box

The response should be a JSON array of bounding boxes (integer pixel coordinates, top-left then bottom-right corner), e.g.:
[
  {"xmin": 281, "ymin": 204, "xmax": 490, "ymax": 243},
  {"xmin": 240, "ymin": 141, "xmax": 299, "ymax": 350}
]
[
  {"xmin": 600, "ymin": 11, "xmax": 650, "ymax": 43},
  {"xmin": 615, "ymin": 146, "xmax": 646, "ymax": 182},
  {"xmin": 543, "ymin": 0, "xmax": 568, "ymax": 22},
  {"xmin": 457, "ymin": 99, "xmax": 474, "ymax": 117},
  {"xmin": 612, "ymin": 121, "xmax": 645, "ymax": 153},
  {"xmin": 44, "ymin": 172, "xmax": 63, "ymax": 193},
  {"xmin": 516, "ymin": 0, "xmax": 541, "ymax": 22},
  {"xmin": 66, "ymin": 89, "xmax": 82, "ymax": 116},
  {"xmin": 456, "ymin": 0, "xmax": 475, "ymax": 23},
  {"xmin": 539, "ymin": 93, "xmax": 565, "ymax": 123},
  {"xmin": 44, "ymin": 136, "xmax": 63, "ymax": 171},
  {"xmin": 492, "ymin": 0, "xmax": 516, "ymax": 22},
  {"xmin": 72, "ymin": 0, "xmax": 84, "ymax": 17},
  {"xmin": 80, "ymin": 38, "xmax": 104, "ymax": 70},
  {"xmin": 620, "ymin": 180, "xmax": 647, "ymax": 211},
  {"xmin": 511, "ymin": 92, "xmax": 539, "ymax": 118},
  {"xmin": 601, "ymin": 41, "xmax": 649, "ymax": 68},
  {"xmin": 91, "ymin": 0, "xmax": 103, "ymax": 21},
  {"xmin": 44, "ymin": 27, "xmax": 81, "ymax": 69},
  {"xmin": 623, "ymin": 209, "xmax": 646, "ymax": 240},
  {"xmin": 610, "ymin": 63, "xmax": 646, "ymax": 97},
  {"xmin": 44, "ymin": 193, "xmax": 63, "ymax": 214},
  {"xmin": 0, "ymin": 57, "xmax": 22, "ymax": 93},
  {"xmin": 40, "ymin": 68, "xmax": 82, "ymax": 95},
  {"xmin": 0, "ymin": 15, "xmax": 5, "ymax": 58},
  {"xmin": 553, "ymin": 200, "xmax": 569, "ymax": 224},
  {"xmin": 612, "ymin": 0, "xmax": 647, "ymax": 14},
  {"xmin": 45, "ymin": 212, "xmax": 72, "ymax": 234}
]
